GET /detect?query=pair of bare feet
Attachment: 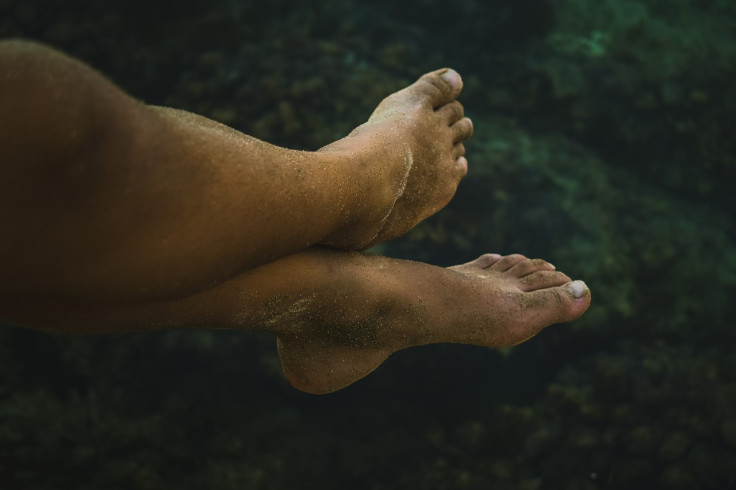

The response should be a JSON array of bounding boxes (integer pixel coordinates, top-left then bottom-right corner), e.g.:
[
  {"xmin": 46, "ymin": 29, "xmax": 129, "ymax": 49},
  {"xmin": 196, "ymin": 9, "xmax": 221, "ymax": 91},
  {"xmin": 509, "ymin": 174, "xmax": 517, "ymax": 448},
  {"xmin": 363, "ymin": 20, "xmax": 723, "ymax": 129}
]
[
  {"xmin": 0, "ymin": 42, "xmax": 590, "ymax": 395},
  {"xmin": 274, "ymin": 69, "xmax": 591, "ymax": 393}
]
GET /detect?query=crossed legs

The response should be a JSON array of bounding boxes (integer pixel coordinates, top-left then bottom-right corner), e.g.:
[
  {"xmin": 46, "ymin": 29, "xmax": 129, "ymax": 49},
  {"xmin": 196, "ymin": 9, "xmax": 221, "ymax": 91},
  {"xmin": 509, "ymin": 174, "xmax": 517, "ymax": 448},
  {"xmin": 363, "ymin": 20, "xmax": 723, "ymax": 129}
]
[
  {"xmin": 0, "ymin": 249, "xmax": 590, "ymax": 393},
  {"xmin": 0, "ymin": 40, "xmax": 591, "ymax": 393}
]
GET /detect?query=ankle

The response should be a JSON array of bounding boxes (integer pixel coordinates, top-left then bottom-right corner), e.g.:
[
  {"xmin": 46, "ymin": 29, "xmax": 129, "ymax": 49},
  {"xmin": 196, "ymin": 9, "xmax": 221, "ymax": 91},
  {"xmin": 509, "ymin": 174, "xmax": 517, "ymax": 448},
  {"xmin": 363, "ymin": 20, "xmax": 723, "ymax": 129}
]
[{"xmin": 315, "ymin": 136, "xmax": 408, "ymax": 249}]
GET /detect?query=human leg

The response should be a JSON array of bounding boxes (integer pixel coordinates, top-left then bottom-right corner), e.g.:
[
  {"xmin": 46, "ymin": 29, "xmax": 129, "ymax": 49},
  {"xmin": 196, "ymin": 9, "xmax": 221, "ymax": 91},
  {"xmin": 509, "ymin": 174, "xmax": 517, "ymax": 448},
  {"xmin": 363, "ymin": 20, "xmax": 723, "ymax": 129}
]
[
  {"xmin": 0, "ymin": 248, "xmax": 590, "ymax": 394},
  {"xmin": 0, "ymin": 40, "xmax": 471, "ymax": 302}
]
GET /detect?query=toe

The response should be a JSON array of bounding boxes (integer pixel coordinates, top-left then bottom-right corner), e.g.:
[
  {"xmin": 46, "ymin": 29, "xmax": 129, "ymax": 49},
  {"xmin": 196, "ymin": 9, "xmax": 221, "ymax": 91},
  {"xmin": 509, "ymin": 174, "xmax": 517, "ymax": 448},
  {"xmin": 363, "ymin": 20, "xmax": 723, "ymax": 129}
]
[
  {"xmin": 499, "ymin": 281, "xmax": 590, "ymax": 347},
  {"xmin": 507, "ymin": 258, "xmax": 556, "ymax": 278},
  {"xmin": 519, "ymin": 270, "xmax": 571, "ymax": 292},
  {"xmin": 451, "ymin": 117, "xmax": 473, "ymax": 142},
  {"xmin": 453, "ymin": 142, "xmax": 466, "ymax": 159},
  {"xmin": 410, "ymin": 68, "xmax": 463, "ymax": 109},
  {"xmin": 524, "ymin": 280, "xmax": 591, "ymax": 326},
  {"xmin": 469, "ymin": 253, "xmax": 503, "ymax": 268},
  {"xmin": 490, "ymin": 254, "xmax": 527, "ymax": 271},
  {"xmin": 450, "ymin": 253, "xmax": 501, "ymax": 273},
  {"xmin": 455, "ymin": 156, "xmax": 469, "ymax": 179},
  {"xmin": 435, "ymin": 101, "xmax": 464, "ymax": 124}
]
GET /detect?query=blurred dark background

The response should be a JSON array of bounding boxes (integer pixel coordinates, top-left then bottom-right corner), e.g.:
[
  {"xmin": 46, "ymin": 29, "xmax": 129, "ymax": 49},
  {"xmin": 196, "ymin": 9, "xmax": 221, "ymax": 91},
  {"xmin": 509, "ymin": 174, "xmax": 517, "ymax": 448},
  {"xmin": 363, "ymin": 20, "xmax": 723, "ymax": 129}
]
[{"xmin": 1, "ymin": 0, "xmax": 735, "ymax": 488}]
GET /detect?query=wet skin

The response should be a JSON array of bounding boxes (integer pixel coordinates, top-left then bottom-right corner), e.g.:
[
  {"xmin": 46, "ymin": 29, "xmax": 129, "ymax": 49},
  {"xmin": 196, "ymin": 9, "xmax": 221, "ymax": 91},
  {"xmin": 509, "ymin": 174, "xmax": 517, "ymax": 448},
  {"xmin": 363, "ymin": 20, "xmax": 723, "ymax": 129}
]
[{"xmin": 0, "ymin": 40, "xmax": 590, "ymax": 393}]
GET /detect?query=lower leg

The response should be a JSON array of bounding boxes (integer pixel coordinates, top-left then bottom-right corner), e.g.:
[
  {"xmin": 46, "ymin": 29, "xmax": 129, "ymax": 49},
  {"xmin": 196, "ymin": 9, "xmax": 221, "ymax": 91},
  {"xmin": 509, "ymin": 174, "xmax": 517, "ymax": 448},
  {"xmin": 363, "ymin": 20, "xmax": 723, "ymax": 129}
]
[
  {"xmin": 1, "ymin": 41, "xmax": 471, "ymax": 302},
  {"xmin": 0, "ymin": 249, "xmax": 590, "ymax": 394}
]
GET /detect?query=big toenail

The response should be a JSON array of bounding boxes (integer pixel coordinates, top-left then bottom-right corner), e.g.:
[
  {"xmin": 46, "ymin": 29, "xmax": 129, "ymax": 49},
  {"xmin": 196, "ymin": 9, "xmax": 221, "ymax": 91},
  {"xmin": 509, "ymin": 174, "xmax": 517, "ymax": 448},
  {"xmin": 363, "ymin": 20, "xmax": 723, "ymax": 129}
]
[
  {"xmin": 567, "ymin": 280, "xmax": 588, "ymax": 299},
  {"xmin": 441, "ymin": 69, "xmax": 461, "ymax": 90}
]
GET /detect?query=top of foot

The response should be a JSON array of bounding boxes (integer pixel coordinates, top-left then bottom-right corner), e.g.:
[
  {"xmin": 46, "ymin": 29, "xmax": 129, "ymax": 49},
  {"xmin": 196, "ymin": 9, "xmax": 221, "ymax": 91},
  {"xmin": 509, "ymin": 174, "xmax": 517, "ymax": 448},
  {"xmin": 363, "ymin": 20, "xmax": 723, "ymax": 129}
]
[
  {"xmin": 277, "ymin": 253, "xmax": 591, "ymax": 394},
  {"xmin": 320, "ymin": 68, "xmax": 474, "ymax": 249}
]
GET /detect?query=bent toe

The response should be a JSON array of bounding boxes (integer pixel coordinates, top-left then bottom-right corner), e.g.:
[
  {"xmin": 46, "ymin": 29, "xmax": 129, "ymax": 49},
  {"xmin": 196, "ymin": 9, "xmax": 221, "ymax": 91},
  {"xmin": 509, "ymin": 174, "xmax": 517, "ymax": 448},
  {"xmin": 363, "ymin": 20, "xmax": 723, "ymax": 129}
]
[
  {"xmin": 490, "ymin": 254, "xmax": 528, "ymax": 271},
  {"xmin": 519, "ymin": 270, "xmax": 571, "ymax": 291},
  {"xmin": 453, "ymin": 142, "xmax": 466, "ymax": 159},
  {"xmin": 451, "ymin": 117, "xmax": 473, "ymax": 142},
  {"xmin": 436, "ymin": 100, "xmax": 465, "ymax": 124},
  {"xmin": 508, "ymin": 257, "xmax": 556, "ymax": 278},
  {"xmin": 471, "ymin": 253, "xmax": 503, "ymax": 268},
  {"xmin": 410, "ymin": 68, "xmax": 463, "ymax": 108}
]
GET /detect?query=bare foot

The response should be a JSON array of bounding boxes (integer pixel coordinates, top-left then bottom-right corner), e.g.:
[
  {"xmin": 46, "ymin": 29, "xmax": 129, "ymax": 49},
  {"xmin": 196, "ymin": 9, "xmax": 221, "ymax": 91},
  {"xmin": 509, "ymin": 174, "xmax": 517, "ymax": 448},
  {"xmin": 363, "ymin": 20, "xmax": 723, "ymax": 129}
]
[
  {"xmin": 320, "ymin": 68, "xmax": 473, "ymax": 249},
  {"xmin": 276, "ymin": 253, "xmax": 590, "ymax": 394}
]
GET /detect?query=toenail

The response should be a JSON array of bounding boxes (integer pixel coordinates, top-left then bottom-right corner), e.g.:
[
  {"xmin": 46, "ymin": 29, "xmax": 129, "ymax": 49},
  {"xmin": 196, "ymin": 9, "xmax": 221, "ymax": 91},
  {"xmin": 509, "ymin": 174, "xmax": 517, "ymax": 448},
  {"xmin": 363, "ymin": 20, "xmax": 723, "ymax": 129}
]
[
  {"xmin": 441, "ymin": 69, "xmax": 462, "ymax": 90},
  {"xmin": 566, "ymin": 280, "xmax": 588, "ymax": 299}
]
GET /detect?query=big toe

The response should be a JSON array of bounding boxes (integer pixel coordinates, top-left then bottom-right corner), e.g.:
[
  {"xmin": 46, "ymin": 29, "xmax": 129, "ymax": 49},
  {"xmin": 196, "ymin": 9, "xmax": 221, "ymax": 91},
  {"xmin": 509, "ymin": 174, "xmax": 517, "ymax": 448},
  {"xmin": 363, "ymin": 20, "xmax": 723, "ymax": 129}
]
[
  {"xmin": 404, "ymin": 68, "xmax": 463, "ymax": 109},
  {"xmin": 503, "ymin": 281, "xmax": 591, "ymax": 347},
  {"xmin": 527, "ymin": 280, "xmax": 591, "ymax": 325}
]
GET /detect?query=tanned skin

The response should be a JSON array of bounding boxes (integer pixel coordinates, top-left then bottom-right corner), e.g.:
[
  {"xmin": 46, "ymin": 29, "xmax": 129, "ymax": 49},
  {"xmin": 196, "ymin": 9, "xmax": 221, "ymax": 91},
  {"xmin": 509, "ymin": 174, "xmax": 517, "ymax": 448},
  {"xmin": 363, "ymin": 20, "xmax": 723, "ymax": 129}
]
[{"xmin": 0, "ymin": 40, "xmax": 590, "ymax": 393}]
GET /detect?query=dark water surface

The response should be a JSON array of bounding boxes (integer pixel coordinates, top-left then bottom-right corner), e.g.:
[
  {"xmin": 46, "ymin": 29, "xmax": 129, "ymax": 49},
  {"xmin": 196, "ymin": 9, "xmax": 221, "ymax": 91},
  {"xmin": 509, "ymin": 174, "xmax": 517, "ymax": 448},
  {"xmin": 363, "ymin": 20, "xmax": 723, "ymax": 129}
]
[{"xmin": 1, "ymin": 0, "xmax": 735, "ymax": 488}]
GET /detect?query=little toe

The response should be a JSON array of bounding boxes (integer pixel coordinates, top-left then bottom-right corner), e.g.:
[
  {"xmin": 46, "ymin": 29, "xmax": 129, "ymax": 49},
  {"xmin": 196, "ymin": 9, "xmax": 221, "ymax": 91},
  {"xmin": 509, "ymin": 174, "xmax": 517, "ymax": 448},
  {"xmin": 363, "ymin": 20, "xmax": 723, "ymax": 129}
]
[
  {"xmin": 455, "ymin": 156, "xmax": 469, "ymax": 178},
  {"xmin": 490, "ymin": 254, "xmax": 528, "ymax": 271},
  {"xmin": 519, "ymin": 270, "xmax": 571, "ymax": 292},
  {"xmin": 408, "ymin": 68, "xmax": 463, "ymax": 109},
  {"xmin": 507, "ymin": 258, "xmax": 556, "ymax": 278},
  {"xmin": 451, "ymin": 117, "xmax": 473, "ymax": 142}
]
